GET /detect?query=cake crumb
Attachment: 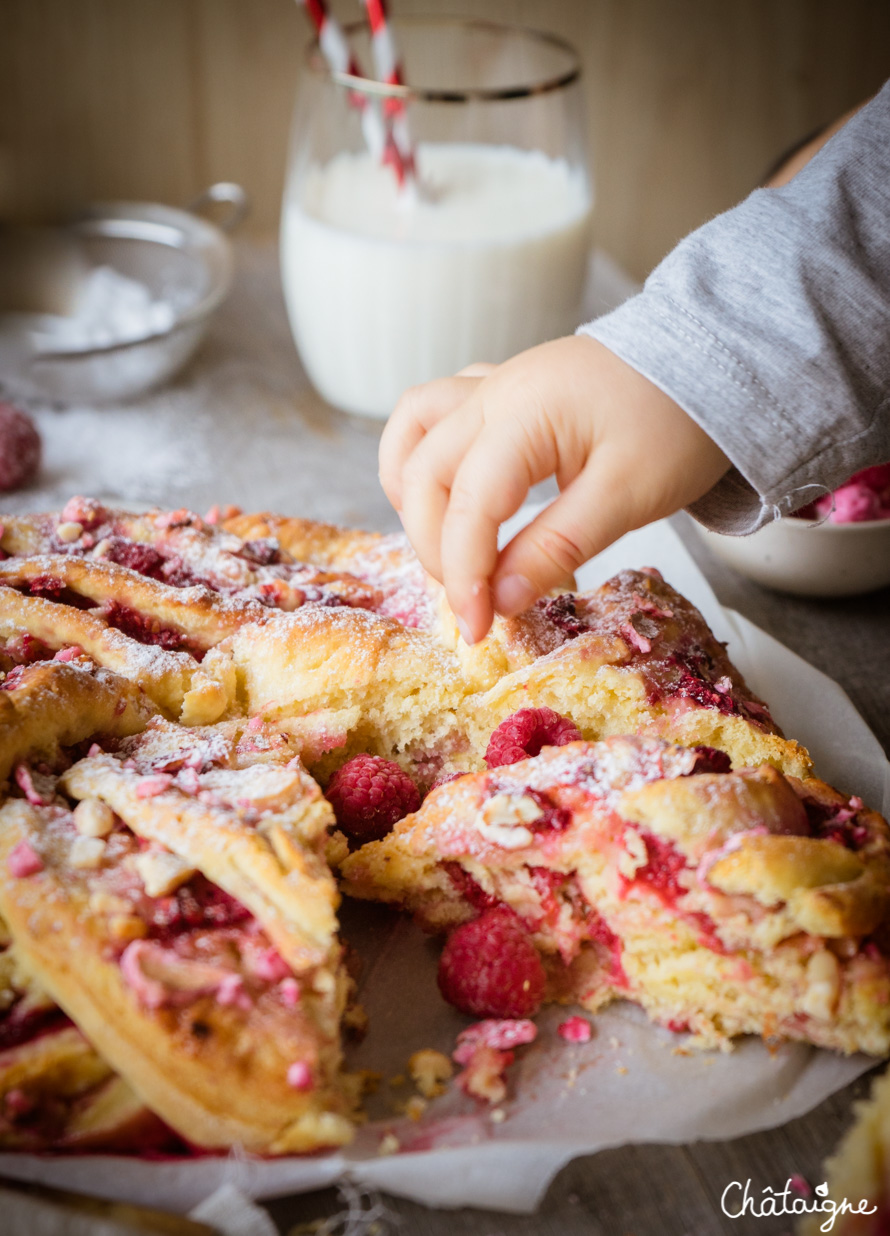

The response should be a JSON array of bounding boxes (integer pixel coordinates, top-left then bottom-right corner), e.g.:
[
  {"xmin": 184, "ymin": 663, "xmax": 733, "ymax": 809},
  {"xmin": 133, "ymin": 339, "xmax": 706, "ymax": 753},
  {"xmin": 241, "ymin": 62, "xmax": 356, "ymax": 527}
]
[
  {"xmin": 490, "ymin": 1107, "xmax": 506, "ymax": 1124},
  {"xmin": 378, "ymin": 1132, "xmax": 400, "ymax": 1156},
  {"xmin": 356, "ymin": 1069, "xmax": 382, "ymax": 1096},
  {"xmin": 616, "ymin": 1065, "xmax": 628, "ymax": 1075},
  {"xmin": 409, "ymin": 1048, "xmax": 453, "ymax": 1098},
  {"xmin": 404, "ymin": 1096, "xmax": 427, "ymax": 1122},
  {"xmin": 455, "ymin": 1045, "xmax": 511, "ymax": 1104}
]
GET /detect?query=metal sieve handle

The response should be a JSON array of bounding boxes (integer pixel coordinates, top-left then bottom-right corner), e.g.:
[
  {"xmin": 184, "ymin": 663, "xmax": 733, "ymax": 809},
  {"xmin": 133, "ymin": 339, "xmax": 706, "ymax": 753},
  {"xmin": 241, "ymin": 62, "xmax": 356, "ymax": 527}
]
[{"xmin": 187, "ymin": 182, "xmax": 249, "ymax": 233}]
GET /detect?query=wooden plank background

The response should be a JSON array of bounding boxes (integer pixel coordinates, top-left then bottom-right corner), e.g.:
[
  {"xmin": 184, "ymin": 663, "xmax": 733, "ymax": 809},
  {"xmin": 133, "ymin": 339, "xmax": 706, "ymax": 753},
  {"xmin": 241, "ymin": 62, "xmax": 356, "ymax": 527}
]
[{"xmin": 2, "ymin": 0, "xmax": 888, "ymax": 282}]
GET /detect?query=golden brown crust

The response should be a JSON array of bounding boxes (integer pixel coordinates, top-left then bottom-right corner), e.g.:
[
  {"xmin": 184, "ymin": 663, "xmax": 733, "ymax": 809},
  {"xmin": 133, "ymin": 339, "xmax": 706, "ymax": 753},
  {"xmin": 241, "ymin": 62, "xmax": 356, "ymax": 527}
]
[
  {"xmin": 0, "ymin": 556, "xmax": 268, "ymax": 649},
  {"xmin": 60, "ymin": 738, "xmax": 340, "ymax": 971},
  {"xmin": 0, "ymin": 660, "xmax": 154, "ymax": 784},
  {"xmin": 0, "ymin": 799, "xmax": 354, "ymax": 1152},
  {"xmin": 464, "ymin": 570, "xmax": 812, "ymax": 779},
  {"xmin": 0, "ymin": 587, "xmax": 234, "ymax": 725},
  {"xmin": 223, "ymin": 511, "xmax": 392, "ymax": 569}
]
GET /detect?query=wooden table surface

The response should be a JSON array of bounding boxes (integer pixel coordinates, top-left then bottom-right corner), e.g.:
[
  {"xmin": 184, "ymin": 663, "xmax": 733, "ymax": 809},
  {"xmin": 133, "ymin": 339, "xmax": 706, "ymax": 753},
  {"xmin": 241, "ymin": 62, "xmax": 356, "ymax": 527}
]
[{"xmin": 5, "ymin": 242, "xmax": 888, "ymax": 1236}]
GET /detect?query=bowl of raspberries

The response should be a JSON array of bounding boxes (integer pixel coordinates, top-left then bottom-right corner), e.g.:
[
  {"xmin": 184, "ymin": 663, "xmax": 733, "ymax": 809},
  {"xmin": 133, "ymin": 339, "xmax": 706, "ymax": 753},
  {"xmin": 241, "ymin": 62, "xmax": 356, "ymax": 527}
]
[{"xmin": 697, "ymin": 464, "xmax": 890, "ymax": 597}]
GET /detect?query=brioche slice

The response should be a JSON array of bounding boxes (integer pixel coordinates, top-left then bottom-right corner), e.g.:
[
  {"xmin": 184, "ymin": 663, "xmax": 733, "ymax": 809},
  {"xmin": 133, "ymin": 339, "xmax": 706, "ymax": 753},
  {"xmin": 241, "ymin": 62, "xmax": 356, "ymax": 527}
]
[
  {"xmin": 343, "ymin": 737, "xmax": 890, "ymax": 1053},
  {"xmin": 461, "ymin": 569, "xmax": 811, "ymax": 778},
  {"xmin": 60, "ymin": 716, "xmax": 340, "ymax": 971},
  {"xmin": 0, "ymin": 778, "xmax": 355, "ymax": 1153},
  {"xmin": 219, "ymin": 607, "xmax": 470, "ymax": 784}
]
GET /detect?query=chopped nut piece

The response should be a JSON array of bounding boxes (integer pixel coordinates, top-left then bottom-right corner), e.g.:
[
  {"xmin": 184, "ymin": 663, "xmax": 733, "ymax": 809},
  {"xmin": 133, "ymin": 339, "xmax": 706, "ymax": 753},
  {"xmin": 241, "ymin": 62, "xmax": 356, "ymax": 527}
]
[
  {"xmin": 69, "ymin": 835, "xmax": 106, "ymax": 869},
  {"xmin": 73, "ymin": 799, "xmax": 115, "ymax": 839},
  {"xmin": 801, "ymin": 950, "xmax": 841, "ymax": 1021},
  {"xmin": 378, "ymin": 1132, "xmax": 400, "ymax": 1156},
  {"xmin": 409, "ymin": 1048, "xmax": 453, "ymax": 1098},
  {"xmin": 355, "ymin": 1069, "xmax": 382, "ymax": 1097},
  {"xmin": 133, "ymin": 850, "xmax": 197, "ymax": 898},
  {"xmin": 404, "ymin": 1095, "xmax": 426, "ymax": 1121},
  {"xmin": 475, "ymin": 793, "xmax": 542, "ymax": 850},
  {"xmin": 89, "ymin": 891, "xmax": 131, "ymax": 916},
  {"xmin": 56, "ymin": 520, "xmax": 83, "ymax": 543}
]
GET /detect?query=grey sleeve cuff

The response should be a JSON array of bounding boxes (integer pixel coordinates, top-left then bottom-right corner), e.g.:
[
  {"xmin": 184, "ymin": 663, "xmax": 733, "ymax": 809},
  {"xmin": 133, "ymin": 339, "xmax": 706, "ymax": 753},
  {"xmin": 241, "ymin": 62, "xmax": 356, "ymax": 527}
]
[
  {"xmin": 578, "ymin": 292, "xmax": 832, "ymax": 535},
  {"xmin": 576, "ymin": 80, "xmax": 890, "ymax": 536}
]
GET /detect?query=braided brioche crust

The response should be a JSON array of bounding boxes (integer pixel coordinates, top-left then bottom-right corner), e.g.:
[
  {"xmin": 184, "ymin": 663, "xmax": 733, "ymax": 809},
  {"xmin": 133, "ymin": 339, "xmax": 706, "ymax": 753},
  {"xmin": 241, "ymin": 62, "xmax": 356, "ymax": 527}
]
[
  {"xmin": 1, "ymin": 501, "xmax": 809, "ymax": 783},
  {"xmin": 0, "ymin": 798, "xmax": 354, "ymax": 1152},
  {"xmin": 0, "ymin": 697, "xmax": 356, "ymax": 1153}
]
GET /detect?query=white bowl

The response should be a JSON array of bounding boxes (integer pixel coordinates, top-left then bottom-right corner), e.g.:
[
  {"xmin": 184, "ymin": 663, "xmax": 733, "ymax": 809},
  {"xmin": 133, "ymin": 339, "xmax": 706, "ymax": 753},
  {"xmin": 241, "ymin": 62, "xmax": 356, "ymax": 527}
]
[{"xmin": 696, "ymin": 515, "xmax": 890, "ymax": 597}]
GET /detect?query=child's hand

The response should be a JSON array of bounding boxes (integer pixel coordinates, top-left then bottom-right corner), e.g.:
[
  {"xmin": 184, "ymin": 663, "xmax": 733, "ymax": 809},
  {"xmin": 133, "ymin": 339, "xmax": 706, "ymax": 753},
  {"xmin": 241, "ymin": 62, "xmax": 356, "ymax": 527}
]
[{"xmin": 379, "ymin": 335, "xmax": 729, "ymax": 645}]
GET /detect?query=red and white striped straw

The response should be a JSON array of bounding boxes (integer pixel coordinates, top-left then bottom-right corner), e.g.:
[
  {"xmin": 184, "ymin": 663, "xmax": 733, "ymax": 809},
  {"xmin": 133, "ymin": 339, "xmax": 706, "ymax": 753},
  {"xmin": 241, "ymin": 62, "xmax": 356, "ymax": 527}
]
[
  {"xmin": 296, "ymin": 0, "xmax": 387, "ymax": 164},
  {"xmin": 360, "ymin": 0, "xmax": 416, "ymax": 183}
]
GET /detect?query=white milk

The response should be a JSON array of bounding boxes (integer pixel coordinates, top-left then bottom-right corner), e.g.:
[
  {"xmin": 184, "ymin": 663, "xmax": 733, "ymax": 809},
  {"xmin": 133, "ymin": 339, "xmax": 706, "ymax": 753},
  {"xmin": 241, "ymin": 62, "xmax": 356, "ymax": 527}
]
[{"xmin": 281, "ymin": 142, "xmax": 593, "ymax": 418}]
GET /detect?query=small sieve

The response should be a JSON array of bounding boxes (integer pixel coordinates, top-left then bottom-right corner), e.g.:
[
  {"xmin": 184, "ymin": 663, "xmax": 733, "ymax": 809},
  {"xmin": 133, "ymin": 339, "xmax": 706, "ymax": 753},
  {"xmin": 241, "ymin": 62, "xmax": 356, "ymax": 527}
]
[{"xmin": 0, "ymin": 183, "xmax": 248, "ymax": 405}]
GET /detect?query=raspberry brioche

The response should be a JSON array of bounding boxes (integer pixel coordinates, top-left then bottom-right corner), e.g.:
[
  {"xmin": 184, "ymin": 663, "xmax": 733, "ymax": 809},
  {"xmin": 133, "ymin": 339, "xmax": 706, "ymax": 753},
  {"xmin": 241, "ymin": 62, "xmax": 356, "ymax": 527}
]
[
  {"xmin": 1, "ymin": 499, "xmax": 809, "ymax": 783},
  {"xmin": 342, "ymin": 738, "xmax": 890, "ymax": 1053},
  {"xmin": 0, "ymin": 924, "xmax": 163, "ymax": 1153},
  {"xmin": 462, "ymin": 569, "xmax": 811, "ymax": 780},
  {"xmin": 0, "ymin": 660, "xmax": 356, "ymax": 1153},
  {"xmin": 0, "ymin": 496, "xmax": 884, "ymax": 1162}
]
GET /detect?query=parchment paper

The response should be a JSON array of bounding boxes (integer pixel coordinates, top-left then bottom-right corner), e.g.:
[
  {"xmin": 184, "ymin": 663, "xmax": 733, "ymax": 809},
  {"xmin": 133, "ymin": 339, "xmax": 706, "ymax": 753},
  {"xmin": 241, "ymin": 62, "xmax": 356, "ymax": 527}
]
[{"xmin": 1, "ymin": 518, "xmax": 886, "ymax": 1214}]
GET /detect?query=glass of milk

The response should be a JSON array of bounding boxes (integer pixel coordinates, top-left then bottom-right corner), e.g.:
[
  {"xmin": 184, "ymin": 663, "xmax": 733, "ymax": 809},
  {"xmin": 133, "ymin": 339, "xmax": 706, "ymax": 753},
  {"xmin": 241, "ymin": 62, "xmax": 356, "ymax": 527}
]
[{"xmin": 282, "ymin": 18, "xmax": 593, "ymax": 419}]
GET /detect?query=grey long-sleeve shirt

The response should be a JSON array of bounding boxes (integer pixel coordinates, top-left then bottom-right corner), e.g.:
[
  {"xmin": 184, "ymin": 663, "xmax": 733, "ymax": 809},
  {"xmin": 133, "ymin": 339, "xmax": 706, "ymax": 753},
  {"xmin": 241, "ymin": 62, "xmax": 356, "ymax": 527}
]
[{"xmin": 578, "ymin": 79, "xmax": 890, "ymax": 534}]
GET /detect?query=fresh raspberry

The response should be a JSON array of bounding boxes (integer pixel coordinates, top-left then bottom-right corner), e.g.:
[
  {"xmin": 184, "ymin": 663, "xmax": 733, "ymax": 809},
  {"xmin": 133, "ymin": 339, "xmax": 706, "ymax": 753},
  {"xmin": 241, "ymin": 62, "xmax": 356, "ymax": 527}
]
[
  {"xmin": 537, "ymin": 593, "xmax": 587, "ymax": 638},
  {"xmin": 443, "ymin": 861, "xmax": 500, "ymax": 912},
  {"xmin": 437, "ymin": 907, "xmax": 546, "ymax": 1019},
  {"xmin": 0, "ymin": 402, "xmax": 40, "ymax": 492},
  {"xmin": 325, "ymin": 754, "xmax": 420, "ymax": 842},
  {"xmin": 688, "ymin": 746, "xmax": 732, "ymax": 775},
  {"xmin": 484, "ymin": 707, "xmax": 581, "ymax": 769},
  {"xmin": 101, "ymin": 537, "xmax": 165, "ymax": 578}
]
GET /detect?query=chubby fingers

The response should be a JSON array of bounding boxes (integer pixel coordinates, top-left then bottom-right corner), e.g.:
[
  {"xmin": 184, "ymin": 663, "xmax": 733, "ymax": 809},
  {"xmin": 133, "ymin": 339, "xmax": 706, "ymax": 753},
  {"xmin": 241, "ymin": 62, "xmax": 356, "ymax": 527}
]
[
  {"xmin": 438, "ymin": 397, "xmax": 581, "ymax": 643},
  {"xmin": 490, "ymin": 453, "xmax": 634, "ymax": 619},
  {"xmin": 379, "ymin": 375, "xmax": 484, "ymax": 512},
  {"xmin": 397, "ymin": 399, "xmax": 485, "ymax": 584},
  {"xmin": 456, "ymin": 362, "xmax": 497, "ymax": 378}
]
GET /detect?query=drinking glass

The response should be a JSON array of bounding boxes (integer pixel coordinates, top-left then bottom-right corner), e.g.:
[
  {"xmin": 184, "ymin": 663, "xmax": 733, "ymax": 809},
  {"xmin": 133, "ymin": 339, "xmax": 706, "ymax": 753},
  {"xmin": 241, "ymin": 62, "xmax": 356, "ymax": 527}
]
[{"xmin": 282, "ymin": 18, "xmax": 592, "ymax": 419}]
